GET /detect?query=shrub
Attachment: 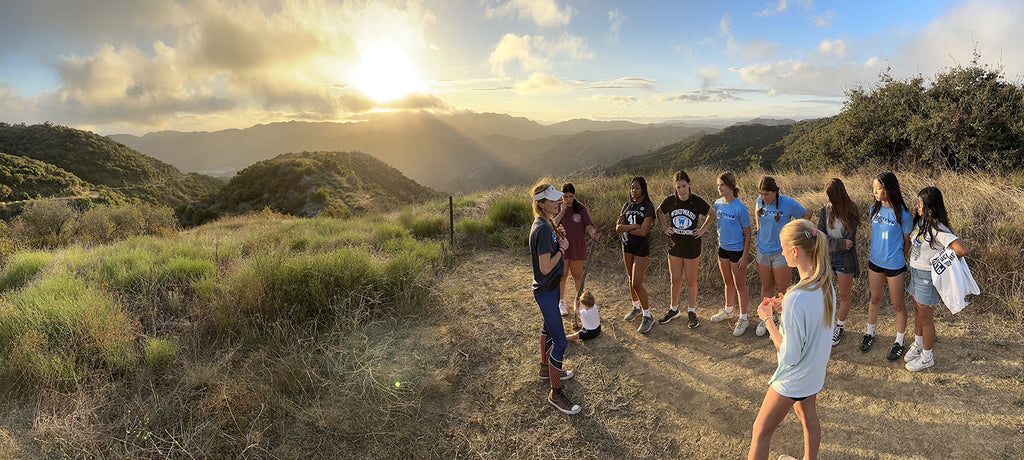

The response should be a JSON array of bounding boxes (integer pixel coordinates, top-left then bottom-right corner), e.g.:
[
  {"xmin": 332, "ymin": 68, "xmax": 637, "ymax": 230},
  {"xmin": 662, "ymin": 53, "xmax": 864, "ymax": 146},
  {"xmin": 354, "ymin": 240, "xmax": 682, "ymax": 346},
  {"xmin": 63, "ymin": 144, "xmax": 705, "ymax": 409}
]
[
  {"xmin": 143, "ymin": 337, "xmax": 177, "ymax": 374},
  {"xmin": 485, "ymin": 196, "xmax": 532, "ymax": 230},
  {"xmin": 16, "ymin": 198, "xmax": 77, "ymax": 247}
]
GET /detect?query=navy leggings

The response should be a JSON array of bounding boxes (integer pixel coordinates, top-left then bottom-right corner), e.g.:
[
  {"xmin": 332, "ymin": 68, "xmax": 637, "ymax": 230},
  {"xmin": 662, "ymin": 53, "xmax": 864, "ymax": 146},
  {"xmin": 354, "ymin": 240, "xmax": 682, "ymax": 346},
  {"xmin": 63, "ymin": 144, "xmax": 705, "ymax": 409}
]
[{"xmin": 534, "ymin": 287, "xmax": 566, "ymax": 364}]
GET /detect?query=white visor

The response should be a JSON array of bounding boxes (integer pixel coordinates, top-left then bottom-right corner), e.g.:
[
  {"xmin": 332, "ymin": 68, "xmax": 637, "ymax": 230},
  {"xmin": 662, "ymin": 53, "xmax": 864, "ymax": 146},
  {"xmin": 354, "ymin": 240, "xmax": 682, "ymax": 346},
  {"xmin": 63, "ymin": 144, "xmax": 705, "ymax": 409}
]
[{"xmin": 533, "ymin": 185, "xmax": 563, "ymax": 201}]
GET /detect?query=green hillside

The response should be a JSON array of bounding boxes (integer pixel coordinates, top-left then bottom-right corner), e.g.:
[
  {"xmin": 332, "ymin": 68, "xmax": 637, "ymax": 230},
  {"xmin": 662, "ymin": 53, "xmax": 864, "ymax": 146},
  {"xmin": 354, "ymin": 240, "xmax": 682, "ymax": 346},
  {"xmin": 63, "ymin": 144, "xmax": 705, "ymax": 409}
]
[
  {"xmin": 179, "ymin": 151, "xmax": 438, "ymax": 225},
  {"xmin": 0, "ymin": 123, "xmax": 220, "ymax": 207},
  {"xmin": 0, "ymin": 152, "xmax": 84, "ymax": 202},
  {"xmin": 606, "ymin": 124, "xmax": 791, "ymax": 175}
]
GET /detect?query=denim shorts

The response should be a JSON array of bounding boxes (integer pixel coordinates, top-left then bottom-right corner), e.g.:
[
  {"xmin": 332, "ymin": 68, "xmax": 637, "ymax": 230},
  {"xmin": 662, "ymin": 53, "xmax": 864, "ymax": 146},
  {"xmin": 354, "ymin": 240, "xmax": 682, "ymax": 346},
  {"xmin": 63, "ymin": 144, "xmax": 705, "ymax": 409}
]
[
  {"xmin": 909, "ymin": 267, "xmax": 941, "ymax": 306},
  {"xmin": 756, "ymin": 251, "xmax": 787, "ymax": 268},
  {"xmin": 830, "ymin": 253, "xmax": 855, "ymax": 276}
]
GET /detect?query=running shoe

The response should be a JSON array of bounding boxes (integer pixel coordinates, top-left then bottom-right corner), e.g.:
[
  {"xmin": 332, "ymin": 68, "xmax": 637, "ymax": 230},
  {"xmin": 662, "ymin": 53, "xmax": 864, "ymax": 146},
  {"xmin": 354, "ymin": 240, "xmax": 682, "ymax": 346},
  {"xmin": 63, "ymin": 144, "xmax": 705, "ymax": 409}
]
[
  {"xmin": 638, "ymin": 315, "xmax": 654, "ymax": 333},
  {"xmin": 624, "ymin": 307, "xmax": 642, "ymax": 322},
  {"xmin": 659, "ymin": 309, "xmax": 682, "ymax": 324},
  {"xmin": 904, "ymin": 344, "xmax": 922, "ymax": 363},
  {"xmin": 687, "ymin": 311, "xmax": 700, "ymax": 329},
  {"xmin": 905, "ymin": 354, "xmax": 935, "ymax": 372},
  {"xmin": 710, "ymin": 307, "xmax": 736, "ymax": 322},
  {"xmin": 832, "ymin": 325, "xmax": 845, "ymax": 346},
  {"xmin": 755, "ymin": 319, "xmax": 768, "ymax": 336}
]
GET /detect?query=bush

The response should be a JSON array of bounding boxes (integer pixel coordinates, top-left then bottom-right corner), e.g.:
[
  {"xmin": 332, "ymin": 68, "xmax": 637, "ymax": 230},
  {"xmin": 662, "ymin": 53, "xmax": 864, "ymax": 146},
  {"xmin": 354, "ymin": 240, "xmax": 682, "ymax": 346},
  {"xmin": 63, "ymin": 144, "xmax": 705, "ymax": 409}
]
[
  {"xmin": 16, "ymin": 198, "xmax": 77, "ymax": 247},
  {"xmin": 143, "ymin": 337, "xmax": 177, "ymax": 374},
  {"xmin": 485, "ymin": 197, "xmax": 532, "ymax": 230}
]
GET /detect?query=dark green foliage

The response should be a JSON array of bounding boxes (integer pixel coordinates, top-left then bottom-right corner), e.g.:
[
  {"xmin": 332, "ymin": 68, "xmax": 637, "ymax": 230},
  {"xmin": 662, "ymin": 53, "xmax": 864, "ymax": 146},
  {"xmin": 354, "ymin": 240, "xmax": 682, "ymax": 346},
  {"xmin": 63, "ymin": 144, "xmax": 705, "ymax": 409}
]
[
  {"xmin": 179, "ymin": 151, "xmax": 438, "ymax": 226},
  {"xmin": 607, "ymin": 125, "xmax": 791, "ymax": 175},
  {"xmin": 0, "ymin": 152, "xmax": 83, "ymax": 201}
]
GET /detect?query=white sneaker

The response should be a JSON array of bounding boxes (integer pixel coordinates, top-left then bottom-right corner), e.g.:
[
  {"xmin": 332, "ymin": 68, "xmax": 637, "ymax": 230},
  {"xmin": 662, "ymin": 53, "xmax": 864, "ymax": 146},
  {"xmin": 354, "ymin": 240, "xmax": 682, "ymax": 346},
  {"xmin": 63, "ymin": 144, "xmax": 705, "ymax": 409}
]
[
  {"xmin": 904, "ymin": 344, "xmax": 922, "ymax": 363},
  {"xmin": 710, "ymin": 307, "xmax": 736, "ymax": 322},
  {"xmin": 755, "ymin": 319, "xmax": 768, "ymax": 336},
  {"xmin": 733, "ymin": 318, "xmax": 749, "ymax": 336},
  {"xmin": 906, "ymin": 354, "xmax": 935, "ymax": 371},
  {"xmin": 559, "ymin": 300, "xmax": 569, "ymax": 316}
]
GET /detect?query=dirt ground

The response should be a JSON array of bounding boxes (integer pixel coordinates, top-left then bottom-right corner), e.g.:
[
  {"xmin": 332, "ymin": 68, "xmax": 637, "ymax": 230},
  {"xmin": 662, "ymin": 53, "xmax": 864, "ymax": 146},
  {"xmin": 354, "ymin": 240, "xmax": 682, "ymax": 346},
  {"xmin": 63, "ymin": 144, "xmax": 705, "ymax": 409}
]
[{"xmin": 433, "ymin": 249, "xmax": 1024, "ymax": 459}]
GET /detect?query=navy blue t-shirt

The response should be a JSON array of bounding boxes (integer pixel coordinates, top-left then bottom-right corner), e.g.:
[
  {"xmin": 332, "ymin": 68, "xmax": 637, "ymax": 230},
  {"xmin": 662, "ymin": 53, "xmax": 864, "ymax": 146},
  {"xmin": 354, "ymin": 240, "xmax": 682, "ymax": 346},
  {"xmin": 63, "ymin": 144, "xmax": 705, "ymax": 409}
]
[{"xmin": 530, "ymin": 217, "xmax": 563, "ymax": 292}]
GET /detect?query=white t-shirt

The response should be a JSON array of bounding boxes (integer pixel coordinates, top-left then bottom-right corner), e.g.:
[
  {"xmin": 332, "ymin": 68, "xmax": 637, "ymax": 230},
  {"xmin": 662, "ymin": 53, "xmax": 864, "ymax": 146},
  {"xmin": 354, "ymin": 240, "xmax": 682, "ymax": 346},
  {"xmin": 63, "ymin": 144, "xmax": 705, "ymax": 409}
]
[
  {"xmin": 909, "ymin": 223, "xmax": 958, "ymax": 271},
  {"xmin": 769, "ymin": 287, "xmax": 836, "ymax": 399},
  {"xmin": 579, "ymin": 304, "xmax": 601, "ymax": 330}
]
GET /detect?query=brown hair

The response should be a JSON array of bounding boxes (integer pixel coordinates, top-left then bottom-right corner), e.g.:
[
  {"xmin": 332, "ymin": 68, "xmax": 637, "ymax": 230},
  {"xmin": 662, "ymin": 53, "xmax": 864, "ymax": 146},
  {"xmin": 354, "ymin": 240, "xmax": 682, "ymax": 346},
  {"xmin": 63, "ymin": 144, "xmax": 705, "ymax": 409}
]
[
  {"xmin": 779, "ymin": 219, "xmax": 835, "ymax": 328},
  {"xmin": 579, "ymin": 290, "xmax": 595, "ymax": 307},
  {"xmin": 824, "ymin": 178, "xmax": 860, "ymax": 230},
  {"xmin": 718, "ymin": 171, "xmax": 740, "ymax": 196}
]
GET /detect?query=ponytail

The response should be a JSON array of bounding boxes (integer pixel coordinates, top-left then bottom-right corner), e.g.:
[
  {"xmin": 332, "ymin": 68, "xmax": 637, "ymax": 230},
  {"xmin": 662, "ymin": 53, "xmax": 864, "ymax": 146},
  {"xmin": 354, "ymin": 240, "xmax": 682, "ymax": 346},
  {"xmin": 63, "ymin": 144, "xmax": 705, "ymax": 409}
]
[{"xmin": 780, "ymin": 219, "xmax": 835, "ymax": 328}]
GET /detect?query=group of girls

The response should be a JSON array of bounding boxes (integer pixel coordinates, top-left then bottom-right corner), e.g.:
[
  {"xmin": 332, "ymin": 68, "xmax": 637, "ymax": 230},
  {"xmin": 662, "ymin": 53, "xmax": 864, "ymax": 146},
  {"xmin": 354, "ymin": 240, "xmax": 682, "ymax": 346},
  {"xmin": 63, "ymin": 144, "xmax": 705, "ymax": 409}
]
[{"xmin": 528, "ymin": 171, "xmax": 969, "ymax": 426}]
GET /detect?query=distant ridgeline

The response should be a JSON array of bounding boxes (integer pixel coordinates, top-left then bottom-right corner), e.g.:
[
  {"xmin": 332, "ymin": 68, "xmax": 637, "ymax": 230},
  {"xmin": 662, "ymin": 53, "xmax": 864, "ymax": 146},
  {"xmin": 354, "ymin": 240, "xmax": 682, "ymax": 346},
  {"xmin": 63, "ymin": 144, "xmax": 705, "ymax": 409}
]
[
  {"xmin": 0, "ymin": 122, "xmax": 222, "ymax": 215},
  {"xmin": 608, "ymin": 63, "xmax": 1024, "ymax": 175},
  {"xmin": 176, "ymin": 151, "xmax": 439, "ymax": 227}
]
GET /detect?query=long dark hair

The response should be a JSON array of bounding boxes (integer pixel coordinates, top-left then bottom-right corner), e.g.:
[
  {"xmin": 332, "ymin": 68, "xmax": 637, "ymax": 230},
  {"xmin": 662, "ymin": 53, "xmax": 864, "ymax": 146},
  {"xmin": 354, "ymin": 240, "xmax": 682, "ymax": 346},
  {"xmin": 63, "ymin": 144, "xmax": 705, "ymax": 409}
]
[
  {"xmin": 758, "ymin": 176, "xmax": 780, "ymax": 221},
  {"xmin": 672, "ymin": 170, "xmax": 691, "ymax": 205},
  {"xmin": 870, "ymin": 172, "xmax": 908, "ymax": 225},
  {"xmin": 825, "ymin": 178, "xmax": 860, "ymax": 230},
  {"xmin": 561, "ymin": 182, "xmax": 583, "ymax": 213},
  {"xmin": 630, "ymin": 176, "xmax": 650, "ymax": 204},
  {"xmin": 913, "ymin": 187, "xmax": 952, "ymax": 250}
]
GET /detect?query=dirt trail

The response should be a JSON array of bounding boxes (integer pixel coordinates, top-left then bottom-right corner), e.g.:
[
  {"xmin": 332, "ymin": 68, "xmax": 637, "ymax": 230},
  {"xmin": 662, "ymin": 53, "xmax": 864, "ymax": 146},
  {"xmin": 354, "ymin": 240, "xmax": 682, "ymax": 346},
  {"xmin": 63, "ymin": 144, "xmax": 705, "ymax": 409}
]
[{"xmin": 435, "ymin": 249, "xmax": 1024, "ymax": 459}]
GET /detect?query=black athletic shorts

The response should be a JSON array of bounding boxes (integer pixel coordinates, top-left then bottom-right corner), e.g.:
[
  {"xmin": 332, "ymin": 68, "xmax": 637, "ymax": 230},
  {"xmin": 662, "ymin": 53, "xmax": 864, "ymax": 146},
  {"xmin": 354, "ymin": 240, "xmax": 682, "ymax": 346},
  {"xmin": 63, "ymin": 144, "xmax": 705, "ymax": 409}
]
[
  {"xmin": 669, "ymin": 241, "xmax": 701, "ymax": 259},
  {"xmin": 623, "ymin": 243, "xmax": 650, "ymax": 258},
  {"xmin": 578, "ymin": 325, "xmax": 602, "ymax": 341},
  {"xmin": 718, "ymin": 247, "xmax": 743, "ymax": 263},
  {"xmin": 868, "ymin": 261, "xmax": 907, "ymax": 277}
]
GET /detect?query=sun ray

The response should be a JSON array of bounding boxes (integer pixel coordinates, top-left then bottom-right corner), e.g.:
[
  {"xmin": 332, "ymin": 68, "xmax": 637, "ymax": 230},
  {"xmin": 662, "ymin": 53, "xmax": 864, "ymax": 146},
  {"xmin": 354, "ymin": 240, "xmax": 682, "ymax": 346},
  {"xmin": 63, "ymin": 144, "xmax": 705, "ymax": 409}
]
[{"xmin": 351, "ymin": 41, "xmax": 425, "ymax": 102}]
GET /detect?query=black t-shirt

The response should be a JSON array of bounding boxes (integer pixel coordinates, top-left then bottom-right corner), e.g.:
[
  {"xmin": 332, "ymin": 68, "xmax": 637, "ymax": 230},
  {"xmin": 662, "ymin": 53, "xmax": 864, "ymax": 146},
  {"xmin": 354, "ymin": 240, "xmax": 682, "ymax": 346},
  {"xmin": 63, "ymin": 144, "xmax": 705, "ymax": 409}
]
[
  {"xmin": 620, "ymin": 200, "xmax": 655, "ymax": 247},
  {"xmin": 530, "ymin": 217, "xmax": 563, "ymax": 292},
  {"xmin": 659, "ymin": 193, "xmax": 711, "ymax": 252}
]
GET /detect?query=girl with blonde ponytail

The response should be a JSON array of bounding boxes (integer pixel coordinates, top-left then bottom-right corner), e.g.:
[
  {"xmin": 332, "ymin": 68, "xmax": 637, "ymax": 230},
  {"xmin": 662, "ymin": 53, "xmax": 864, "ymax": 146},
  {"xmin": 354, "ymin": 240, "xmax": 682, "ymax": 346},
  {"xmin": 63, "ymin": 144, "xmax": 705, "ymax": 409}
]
[{"xmin": 748, "ymin": 219, "xmax": 836, "ymax": 460}]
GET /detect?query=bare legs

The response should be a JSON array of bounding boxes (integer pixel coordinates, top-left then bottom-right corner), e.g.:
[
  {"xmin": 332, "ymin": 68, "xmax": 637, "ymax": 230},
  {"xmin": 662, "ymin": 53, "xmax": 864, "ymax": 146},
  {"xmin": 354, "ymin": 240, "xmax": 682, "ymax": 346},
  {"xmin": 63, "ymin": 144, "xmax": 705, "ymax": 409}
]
[
  {"xmin": 749, "ymin": 388, "xmax": 820, "ymax": 460},
  {"xmin": 867, "ymin": 270, "xmax": 907, "ymax": 334},
  {"xmin": 622, "ymin": 252, "xmax": 650, "ymax": 310},
  {"xmin": 719, "ymin": 257, "xmax": 750, "ymax": 314},
  {"xmin": 668, "ymin": 255, "xmax": 701, "ymax": 309}
]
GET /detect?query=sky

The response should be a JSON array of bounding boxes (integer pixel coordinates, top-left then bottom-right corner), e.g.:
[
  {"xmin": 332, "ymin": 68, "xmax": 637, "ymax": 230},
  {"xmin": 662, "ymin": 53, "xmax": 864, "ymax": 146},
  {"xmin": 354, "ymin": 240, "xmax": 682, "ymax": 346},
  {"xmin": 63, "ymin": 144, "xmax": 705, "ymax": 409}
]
[{"xmin": 1, "ymin": 0, "xmax": 1021, "ymax": 135}]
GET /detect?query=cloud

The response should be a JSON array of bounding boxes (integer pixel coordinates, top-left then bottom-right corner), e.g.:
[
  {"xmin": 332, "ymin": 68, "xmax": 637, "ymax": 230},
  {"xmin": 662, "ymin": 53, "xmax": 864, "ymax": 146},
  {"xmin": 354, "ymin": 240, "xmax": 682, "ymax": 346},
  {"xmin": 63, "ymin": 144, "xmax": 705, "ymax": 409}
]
[
  {"xmin": 731, "ymin": 59, "xmax": 884, "ymax": 96},
  {"xmin": 608, "ymin": 7, "xmax": 626, "ymax": 40},
  {"xmin": 756, "ymin": 0, "xmax": 814, "ymax": 18},
  {"xmin": 581, "ymin": 77, "xmax": 657, "ymax": 90},
  {"xmin": 816, "ymin": 39, "xmax": 847, "ymax": 58},
  {"xmin": 484, "ymin": 0, "xmax": 573, "ymax": 27},
  {"xmin": 813, "ymin": 10, "xmax": 835, "ymax": 28},
  {"xmin": 488, "ymin": 33, "xmax": 593, "ymax": 76},
  {"xmin": 515, "ymin": 73, "xmax": 568, "ymax": 94},
  {"xmin": 585, "ymin": 94, "xmax": 638, "ymax": 106},
  {"xmin": 699, "ymin": 66, "xmax": 722, "ymax": 88},
  {"xmin": 659, "ymin": 89, "xmax": 757, "ymax": 103},
  {"xmin": 719, "ymin": 13, "xmax": 777, "ymax": 60}
]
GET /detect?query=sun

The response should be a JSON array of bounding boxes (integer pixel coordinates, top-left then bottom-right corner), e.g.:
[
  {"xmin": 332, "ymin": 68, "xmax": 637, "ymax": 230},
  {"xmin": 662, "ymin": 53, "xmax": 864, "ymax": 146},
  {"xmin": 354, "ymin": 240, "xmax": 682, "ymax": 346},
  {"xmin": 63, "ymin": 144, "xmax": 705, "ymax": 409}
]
[{"xmin": 351, "ymin": 41, "xmax": 425, "ymax": 102}]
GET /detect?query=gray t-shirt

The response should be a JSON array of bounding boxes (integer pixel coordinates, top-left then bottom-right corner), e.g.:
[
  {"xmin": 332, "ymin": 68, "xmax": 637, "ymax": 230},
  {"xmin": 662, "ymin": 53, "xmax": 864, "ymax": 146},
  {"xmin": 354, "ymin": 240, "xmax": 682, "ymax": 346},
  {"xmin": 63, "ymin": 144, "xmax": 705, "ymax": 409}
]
[{"xmin": 530, "ymin": 217, "xmax": 563, "ymax": 292}]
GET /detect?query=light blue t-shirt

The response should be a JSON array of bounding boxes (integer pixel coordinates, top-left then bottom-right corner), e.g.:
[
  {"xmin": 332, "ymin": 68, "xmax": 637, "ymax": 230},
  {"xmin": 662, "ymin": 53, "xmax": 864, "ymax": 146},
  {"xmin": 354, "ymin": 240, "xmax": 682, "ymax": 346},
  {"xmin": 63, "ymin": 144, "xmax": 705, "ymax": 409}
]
[
  {"xmin": 756, "ymin": 194, "xmax": 807, "ymax": 255},
  {"xmin": 869, "ymin": 205, "xmax": 913, "ymax": 270},
  {"xmin": 769, "ymin": 286, "xmax": 836, "ymax": 399},
  {"xmin": 714, "ymin": 197, "xmax": 750, "ymax": 252}
]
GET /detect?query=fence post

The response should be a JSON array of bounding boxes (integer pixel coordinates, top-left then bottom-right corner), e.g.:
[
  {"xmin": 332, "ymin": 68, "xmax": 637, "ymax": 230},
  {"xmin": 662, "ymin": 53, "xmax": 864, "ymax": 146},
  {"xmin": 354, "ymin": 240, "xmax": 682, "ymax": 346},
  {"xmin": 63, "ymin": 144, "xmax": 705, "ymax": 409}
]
[{"xmin": 449, "ymin": 196, "xmax": 454, "ymax": 250}]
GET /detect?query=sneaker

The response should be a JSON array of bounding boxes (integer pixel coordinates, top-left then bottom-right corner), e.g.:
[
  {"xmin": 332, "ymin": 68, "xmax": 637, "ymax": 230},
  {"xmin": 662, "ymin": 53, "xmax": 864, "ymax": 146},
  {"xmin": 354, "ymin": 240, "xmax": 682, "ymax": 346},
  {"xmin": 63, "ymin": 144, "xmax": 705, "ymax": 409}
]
[
  {"xmin": 624, "ymin": 307, "xmax": 642, "ymax": 322},
  {"xmin": 755, "ymin": 319, "xmax": 768, "ymax": 337},
  {"xmin": 905, "ymin": 354, "xmax": 935, "ymax": 372},
  {"xmin": 710, "ymin": 307, "xmax": 736, "ymax": 322},
  {"xmin": 548, "ymin": 388, "xmax": 581, "ymax": 415},
  {"xmin": 659, "ymin": 309, "xmax": 682, "ymax": 324},
  {"xmin": 687, "ymin": 311, "xmax": 700, "ymax": 329},
  {"xmin": 778, "ymin": 455, "xmax": 798, "ymax": 460},
  {"xmin": 886, "ymin": 343, "xmax": 905, "ymax": 361},
  {"xmin": 732, "ymin": 318, "xmax": 749, "ymax": 336},
  {"xmin": 638, "ymin": 315, "xmax": 654, "ymax": 333},
  {"xmin": 558, "ymin": 300, "xmax": 568, "ymax": 317},
  {"xmin": 539, "ymin": 365, "xmax": 574, "ymax": 381},
  {"xmin": 859, "ymin": 334, "xmax": 874, "ymax": 352},
  {"xmin": 903, "ymin": 344, "xmax": 922, "ymax": 363},
  {"xmin": 831, "ymin": 326, "xmax": 845, "ymax": 346}
]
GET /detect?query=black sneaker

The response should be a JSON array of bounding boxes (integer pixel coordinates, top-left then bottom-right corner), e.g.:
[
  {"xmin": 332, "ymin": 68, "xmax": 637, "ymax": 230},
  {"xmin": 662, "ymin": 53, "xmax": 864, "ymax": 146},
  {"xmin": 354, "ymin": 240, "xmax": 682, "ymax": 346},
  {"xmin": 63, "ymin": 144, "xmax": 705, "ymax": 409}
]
[
  {"xmin": 859, "ymin": 334, "xmax": 874, "ymax": 353},
  {"xmin": 687, "ymin": 311, "xmax": 700, "ymax": 329},
  {"xmin": 659, "ymin": 309, "xmax": 682, "ymax": 324},
  {"xmin": 886, "ymin": 342, "xmax": 905, "ymax": 361},
  {"xmin": 832, "ymin": 326, "xmax": 845, "ymax": 346}
]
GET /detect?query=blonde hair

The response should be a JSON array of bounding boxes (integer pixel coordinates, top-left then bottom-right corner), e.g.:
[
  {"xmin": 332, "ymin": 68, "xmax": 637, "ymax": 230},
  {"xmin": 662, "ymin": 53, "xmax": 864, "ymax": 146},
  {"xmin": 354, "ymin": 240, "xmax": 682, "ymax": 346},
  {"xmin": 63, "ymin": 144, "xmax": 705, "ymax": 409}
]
[
  {"xmin": 779, "ymin": 219, "xmax": 834, "ymax": 328},
  {"xmin": 531, "ymin": 180, "xmax": 554, "ymax": 219},
  {"xmin": 579, "ymin": 290, "xmax": 595, "ymax": 307}
]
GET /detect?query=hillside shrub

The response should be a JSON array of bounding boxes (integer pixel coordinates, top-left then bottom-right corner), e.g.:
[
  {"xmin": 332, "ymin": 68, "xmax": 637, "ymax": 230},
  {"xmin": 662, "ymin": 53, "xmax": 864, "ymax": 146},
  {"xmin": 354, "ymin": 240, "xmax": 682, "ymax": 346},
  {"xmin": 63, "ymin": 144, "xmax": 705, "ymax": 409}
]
[
  {"xmin": 397, "ymin": 210, "xmax": 446, "ymax": 238},
  {"xmin": 485, "ymin": 197, "xmax": 531, "ymax": 230},
  {"xmin": 16, "ymin": 199, "xmax": 77, "ymax": 247}
]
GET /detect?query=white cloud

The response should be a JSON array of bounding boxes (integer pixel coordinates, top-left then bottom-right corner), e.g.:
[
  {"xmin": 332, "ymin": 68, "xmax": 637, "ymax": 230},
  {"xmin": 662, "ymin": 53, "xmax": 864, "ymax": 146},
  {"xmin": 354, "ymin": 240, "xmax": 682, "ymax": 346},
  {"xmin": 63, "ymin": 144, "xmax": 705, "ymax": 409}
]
[
  {"xmin": 608, "ymin": 7, "xmax": 626, "ymax": 40},
  {"xmin": 659, "ymin": 89, "xmax": 756, "ymax": 103},
  {"xmin": 582, "ymin": 77, "xmax": 657, "ymax": 90},
  {"xmin": 731, "ymin": 58, "xmax": 884, "ymax": 96},
  {"xmin": 756, "ymin": 0, "xmax": 814, "ymax": 18},
  {"xmin": 699, "ymin": 66, "xmax": 722, "ymax": 88},
  {"xmin": 488, "ymin": 33, "xmax": 593, "ymax": 76},
  {"xmin": 484, "ymin": 0, "xmax": 573, "ymax": 27},
  {"xmin": 515, "ymin": 73, "xmax": 568, "ymax": 94},
  {"xmin": 817, "ymin": 39, "xmax": 847, "ymax": 58},
  {"xmin": 813, "ymin": 10, "xmax": 835, "ymax": 28},
  {"xmin": 585, "ymin": 94, "xmax": 638, "ymax": 106}
]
